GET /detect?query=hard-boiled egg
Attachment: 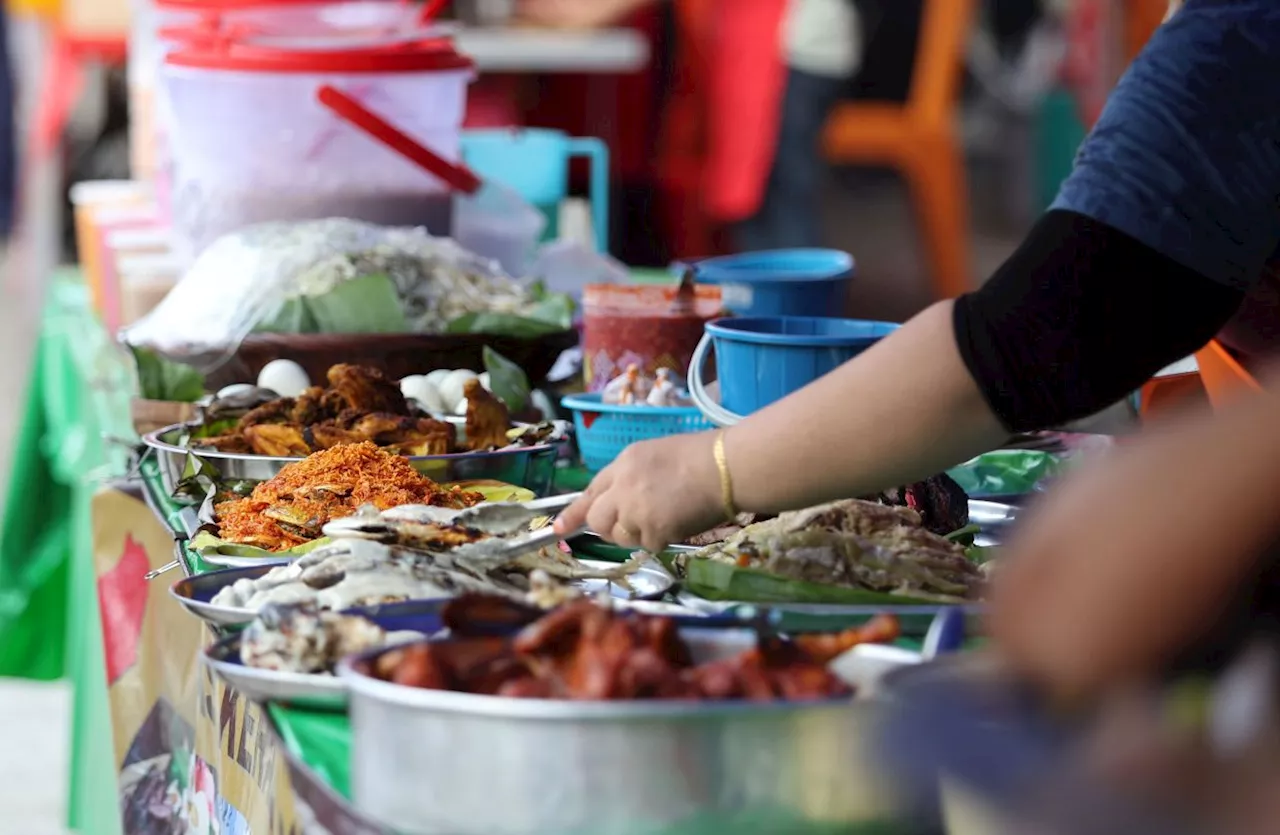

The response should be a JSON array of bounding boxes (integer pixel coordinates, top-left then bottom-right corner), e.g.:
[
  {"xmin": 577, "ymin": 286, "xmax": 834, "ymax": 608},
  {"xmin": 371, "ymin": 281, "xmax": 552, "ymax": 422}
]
[
  {"xmin": 257, "ymin": 359, "xmax": 310, "ymax": 398},
  {"xmin": 454, "ymin": 398, "xmax": 469, "ymax": 416},
  {"xmin": 478, "ymin": 372, "xmax": 491, "ymax": 391},
  {"xmin": 438, "ymin": 369, "xmax": 479, "ymax": 409},
  {"xmin": 401, "ymin": 375, "xmax": 448, "ymax": 414},
  {"xmin": 424, "ymin": 368, "xmax": 452, "ymax": 391}
]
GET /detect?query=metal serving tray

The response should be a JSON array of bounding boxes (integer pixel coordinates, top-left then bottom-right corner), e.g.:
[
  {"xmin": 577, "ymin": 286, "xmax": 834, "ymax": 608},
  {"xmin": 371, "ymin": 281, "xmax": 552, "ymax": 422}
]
[
  {"xmin": 171, "ymin": 559, "xmax": 677, "ymax": 628},
  {"xmin": 142, "ymin": 423, "xmax": 564, "ymax": 497},
  {"xmin": 339, "ymin": 633, "xmax": 923, "ymax": 835}
]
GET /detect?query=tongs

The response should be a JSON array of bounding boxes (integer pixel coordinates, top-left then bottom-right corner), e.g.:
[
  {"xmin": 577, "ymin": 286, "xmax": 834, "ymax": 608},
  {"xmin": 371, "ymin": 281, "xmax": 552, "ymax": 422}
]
[{"xmin": 322, "ymin": 493, "xmax": 587, "ymax": 566}]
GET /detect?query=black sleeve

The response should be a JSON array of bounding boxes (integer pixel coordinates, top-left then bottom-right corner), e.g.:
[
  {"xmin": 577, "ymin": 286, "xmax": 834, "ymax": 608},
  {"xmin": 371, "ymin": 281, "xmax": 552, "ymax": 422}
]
[{"xmin": 953, "ymin": 209, "xmax": 1244, "ymax": 433}]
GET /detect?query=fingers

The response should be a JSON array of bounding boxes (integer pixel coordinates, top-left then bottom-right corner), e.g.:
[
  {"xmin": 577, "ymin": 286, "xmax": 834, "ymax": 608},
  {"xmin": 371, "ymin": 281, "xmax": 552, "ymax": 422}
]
[
  {"xmin": 553, "ymin": 494, "xmax": 591, "ymax": 536},
  {"xmin": 554, "ymin": 469, "xmax": 613, "ymax": 535}
]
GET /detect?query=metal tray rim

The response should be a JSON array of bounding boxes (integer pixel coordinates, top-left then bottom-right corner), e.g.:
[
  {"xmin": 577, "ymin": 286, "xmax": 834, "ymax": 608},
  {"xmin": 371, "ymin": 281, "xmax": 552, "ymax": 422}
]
[
  {"xmin": 203, "ymin": 641, "xmax": 348, "ymax": 707},
  {"xmin": 143, "ymin": 422, "xmax": 563, "ymax": 466}
]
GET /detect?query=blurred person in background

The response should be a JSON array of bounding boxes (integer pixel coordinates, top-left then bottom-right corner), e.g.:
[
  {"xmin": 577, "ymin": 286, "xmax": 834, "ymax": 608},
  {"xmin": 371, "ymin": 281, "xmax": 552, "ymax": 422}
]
[
  {"xmin": 0, "ymin": 2, "xmax": 15, "ymax": 240},
  {"xmin": 556, "ymin": 0, "xmax": 1280, "ymax": 554},
  {"xmin": 518, "ymin": 0, "xmax": 862, "ymax": 251}
]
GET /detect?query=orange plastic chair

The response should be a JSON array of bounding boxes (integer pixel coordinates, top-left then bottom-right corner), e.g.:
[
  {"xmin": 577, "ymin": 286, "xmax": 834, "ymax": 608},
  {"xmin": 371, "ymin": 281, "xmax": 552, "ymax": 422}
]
[
  {"xmin": 1195, "ymin": 339, "xmax": 1263, "ymax": 409},
  {"xmin": 822, "ymin": 0, "xmax": 977, "ymax": 299},
  {"xmin": 1124, "ymin": 0, "xmax": 1170, "ymax": 63},
  {"xmin": 1137, "ymin": 372, "xmax": 1205, "ymax": 419}
]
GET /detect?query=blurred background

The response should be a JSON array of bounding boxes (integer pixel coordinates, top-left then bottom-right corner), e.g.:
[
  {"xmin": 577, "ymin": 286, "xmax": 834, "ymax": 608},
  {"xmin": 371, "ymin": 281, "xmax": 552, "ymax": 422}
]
[{"xmin": 0, "ymin": 0, "xmax": 1167, "ymax": 831}]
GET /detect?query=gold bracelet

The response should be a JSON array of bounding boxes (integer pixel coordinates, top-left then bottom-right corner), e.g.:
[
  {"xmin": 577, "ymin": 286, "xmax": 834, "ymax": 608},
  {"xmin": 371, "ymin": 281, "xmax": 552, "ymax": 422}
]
[{"xmin": 712, "ymin": 430, "xmax": 737, "ymax": 521}]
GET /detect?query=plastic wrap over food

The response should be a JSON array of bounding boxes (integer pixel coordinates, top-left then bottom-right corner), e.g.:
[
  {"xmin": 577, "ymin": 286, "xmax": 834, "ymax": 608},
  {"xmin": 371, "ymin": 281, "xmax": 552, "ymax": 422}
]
[{"xmin": 123, "ymin": 218, "xmax": 536, "ymax": 370}]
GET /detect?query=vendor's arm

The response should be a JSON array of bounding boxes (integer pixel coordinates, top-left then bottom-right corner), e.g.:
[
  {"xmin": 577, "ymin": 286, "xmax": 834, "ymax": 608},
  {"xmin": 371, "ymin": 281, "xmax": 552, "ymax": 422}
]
[
  {"xmin": 990, "ymin": 370, "xmax": 1280, "ymax": 703},
  {"xmin": 558, "ymin": 1, "xmax": 1280, "ymax": 550}
]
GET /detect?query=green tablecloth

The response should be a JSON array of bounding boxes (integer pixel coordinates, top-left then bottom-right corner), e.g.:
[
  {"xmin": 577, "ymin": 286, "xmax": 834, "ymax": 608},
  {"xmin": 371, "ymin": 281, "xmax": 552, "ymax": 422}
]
[{"xmin": 0, "ymin": 273, "xmax": 135, "ymax": 831}]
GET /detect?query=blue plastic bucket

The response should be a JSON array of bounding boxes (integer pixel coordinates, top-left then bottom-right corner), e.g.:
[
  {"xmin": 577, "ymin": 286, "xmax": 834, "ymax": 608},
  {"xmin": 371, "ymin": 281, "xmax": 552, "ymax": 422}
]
[
  {"xmin": 686, "ymin": 249, "xmax": 854, "ymax": 317},
  {"xmin": 689, "ymin": 317, "xmax": 898, "ymax": 423}
]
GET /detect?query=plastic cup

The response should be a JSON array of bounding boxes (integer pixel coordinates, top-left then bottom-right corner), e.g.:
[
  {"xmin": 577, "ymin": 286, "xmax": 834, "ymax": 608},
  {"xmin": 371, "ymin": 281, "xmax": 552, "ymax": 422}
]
[
  {"xmin": 451, "ymin": 181, "xmax": 546, "ymax": 277},
  {"xmin": 117, "ymin": 252, "xmax": 183, "ymax": 326},
  {"xmin": 69, "ymin": 181, "xmax": 154, "ymax": 315}
]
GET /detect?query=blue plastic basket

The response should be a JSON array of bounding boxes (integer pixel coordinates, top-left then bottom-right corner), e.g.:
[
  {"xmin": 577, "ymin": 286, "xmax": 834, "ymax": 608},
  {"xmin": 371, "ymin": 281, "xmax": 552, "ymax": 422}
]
[{"xmin": 561, "ymin": 392, "xmax": 714, "ymax": 472}]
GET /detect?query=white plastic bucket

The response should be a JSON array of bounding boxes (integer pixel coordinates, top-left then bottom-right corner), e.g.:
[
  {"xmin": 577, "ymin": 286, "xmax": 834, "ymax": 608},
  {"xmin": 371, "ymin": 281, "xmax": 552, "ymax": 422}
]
[
  {"xmin": 163, "ymin": 41, "xmax": 474, "ymax": 259},
  {"xmin": 131, "ymin": 0, "xmax": 451, "ymax": 199}
]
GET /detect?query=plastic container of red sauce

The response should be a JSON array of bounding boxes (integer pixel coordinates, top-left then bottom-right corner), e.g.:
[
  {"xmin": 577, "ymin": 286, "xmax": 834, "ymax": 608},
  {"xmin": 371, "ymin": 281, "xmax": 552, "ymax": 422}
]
[{"xmin": 582, "ymin": 284, "xmax": 724, "ymax": 392}]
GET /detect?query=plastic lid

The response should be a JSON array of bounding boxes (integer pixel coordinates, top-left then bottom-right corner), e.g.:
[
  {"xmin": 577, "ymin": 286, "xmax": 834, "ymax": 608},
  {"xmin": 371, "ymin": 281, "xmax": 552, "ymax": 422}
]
[
  {"xmin": 582, "ymin": 283, "xmax": 722, "ymax": 318},
  {"xmin": 165, "ymin": 37, "xmax": 473, "ymax": 73},
  {"xmin": 156, "ymin": 0, "xmax": 337, "ymax": 10},
  {"xmin": 92, "ymin": 204, "xmax": 162, "ymax": 226},
  {"xmin": 116, "ymin": 252, "xmax": 184, "ymax": 281},
  {"xmin": 106, "ymin": 226, "xmax": 173, "ymax": 250},
  {"xmin": 68, "ymin": 179, "xmax": 152, "ymax": 206}
]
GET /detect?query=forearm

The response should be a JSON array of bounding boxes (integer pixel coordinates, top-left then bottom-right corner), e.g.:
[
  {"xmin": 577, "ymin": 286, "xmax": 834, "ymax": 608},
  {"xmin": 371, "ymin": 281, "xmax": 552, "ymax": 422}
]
[{"xmin": 724, "ymin": 301, "xmax": 1007, "ymax": 514}]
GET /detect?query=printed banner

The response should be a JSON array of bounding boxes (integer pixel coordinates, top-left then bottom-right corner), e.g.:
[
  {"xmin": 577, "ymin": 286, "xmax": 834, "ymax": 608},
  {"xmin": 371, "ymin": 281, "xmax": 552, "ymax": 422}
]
[{"xmin": 93, "ymin": 484, "xmax": 301, "ymax": 834}]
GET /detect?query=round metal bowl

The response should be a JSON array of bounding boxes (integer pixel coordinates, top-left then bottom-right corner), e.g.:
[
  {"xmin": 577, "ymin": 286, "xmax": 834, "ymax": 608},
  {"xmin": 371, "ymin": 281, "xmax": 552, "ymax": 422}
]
[
  {"xmin": 338, "ymin": 632, "xmax": 918, "ymax": 835},
  {"xmin": 142, "ymin": 423, "xmax": 565, "ymax": 497}
]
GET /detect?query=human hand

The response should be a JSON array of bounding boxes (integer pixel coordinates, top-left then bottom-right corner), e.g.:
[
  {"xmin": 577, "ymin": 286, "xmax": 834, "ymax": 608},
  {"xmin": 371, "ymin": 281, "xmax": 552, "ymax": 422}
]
[
  {"xmin": 988, "ymin": 403, "xmax": 1280, "ymax": 705},
  {"xmin": 515, "ymin": 0, "xmax": 653, "ymax": 30},
  {"xmin": 553, "ymin": 430, "xmax": 726, "ymax": 553}
]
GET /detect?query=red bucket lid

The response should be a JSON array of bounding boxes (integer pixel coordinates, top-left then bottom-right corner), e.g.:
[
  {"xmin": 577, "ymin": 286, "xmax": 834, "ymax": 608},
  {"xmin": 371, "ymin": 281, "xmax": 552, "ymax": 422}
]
[
  {"xmin": 155, "ymin": 0, "xmax": 343, "ymax": 10},
  {"xmin": 165, "ymin": 37, "xmax": 473, "ymax": 73}
]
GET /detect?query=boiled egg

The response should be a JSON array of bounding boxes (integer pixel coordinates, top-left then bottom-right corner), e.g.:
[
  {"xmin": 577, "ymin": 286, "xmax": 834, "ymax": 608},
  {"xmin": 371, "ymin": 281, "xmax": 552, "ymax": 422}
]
[{"xmin": 256, "ymin": 360, "xmax": 310, "ymax": 398}]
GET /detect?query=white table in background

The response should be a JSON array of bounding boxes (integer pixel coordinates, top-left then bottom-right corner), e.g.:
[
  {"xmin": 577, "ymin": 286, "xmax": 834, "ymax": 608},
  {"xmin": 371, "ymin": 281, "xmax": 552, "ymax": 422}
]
[{"xmin": 455, "ymin": 27, "xmax": 650, "ymax": 73}]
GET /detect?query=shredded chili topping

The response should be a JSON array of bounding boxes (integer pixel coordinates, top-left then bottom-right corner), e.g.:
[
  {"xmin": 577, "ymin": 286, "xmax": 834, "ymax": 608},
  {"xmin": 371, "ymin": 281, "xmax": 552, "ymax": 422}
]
[{"xmin": 215, "ymin": 442, "xmax": 484, "ymax": 551}]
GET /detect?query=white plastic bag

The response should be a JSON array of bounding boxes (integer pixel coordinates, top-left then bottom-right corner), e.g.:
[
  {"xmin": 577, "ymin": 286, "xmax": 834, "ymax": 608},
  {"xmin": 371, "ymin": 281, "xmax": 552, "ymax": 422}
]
[{"xmin": 123, "ymin": 218, "xmax": 535, "ymax": 370}]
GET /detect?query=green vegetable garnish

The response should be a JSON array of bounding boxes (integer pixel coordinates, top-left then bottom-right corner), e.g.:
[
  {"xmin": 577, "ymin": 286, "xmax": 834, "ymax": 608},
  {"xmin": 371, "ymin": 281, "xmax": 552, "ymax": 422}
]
[
  {"xmin": 130, "ymin": 345, "xmax": 206, "ymax": 402},
  {"xmin": 483, "ymin": 346, "xmax": 531, "ymax": 413}
]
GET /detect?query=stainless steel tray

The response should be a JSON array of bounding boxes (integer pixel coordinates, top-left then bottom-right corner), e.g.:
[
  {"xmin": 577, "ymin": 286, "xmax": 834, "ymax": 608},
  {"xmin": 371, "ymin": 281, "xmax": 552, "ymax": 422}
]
[
  {"xmin": 143, "ymin": 423, "xmax": 565, "ymax": 497},
  {"xmin": 202, "ymin": 599, "xmax": 451, "ymax": 706},
  {"xmin": 339, "ymin": 632, "xmax": 921, "ymax": 835},
  {"xmin": 171, "ymin": 559, "xmax": 676, "ymax": 627},
  {"xmin": 200, "ymin": 552, "xmax": 295, "ymax": 570},
  {"xmin": 204, "ymin": 641, "xmax": 349, "ymax": 709}
]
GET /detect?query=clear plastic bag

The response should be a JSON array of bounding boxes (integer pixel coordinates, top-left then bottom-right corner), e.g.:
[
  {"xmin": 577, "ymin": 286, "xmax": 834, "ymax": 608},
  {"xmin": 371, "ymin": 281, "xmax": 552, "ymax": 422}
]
[{"xmin": 122, "ymin": 218, "xmax": 536, "ymax": 370}]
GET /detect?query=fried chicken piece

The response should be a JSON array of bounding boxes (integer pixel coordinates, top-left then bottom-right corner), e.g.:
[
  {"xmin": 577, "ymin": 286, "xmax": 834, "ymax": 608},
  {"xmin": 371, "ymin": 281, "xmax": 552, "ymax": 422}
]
[
  {"xmin": 463, "ymin": 378, "xmax": 511, "ymax": 451},
  {"xmin": 375, "ymin": 598, "xmax": 866, "ymax": 702},
  {"xmin": 291, "ymin": 386, "xmax": 348, "ymax": 426},
  {"xmin": 193, "ymin": 434, "xmax": 254, "ymax": 454},
  {"xmin": 342, "ymin": 413, "xmax": 454, "ymax": 456},
  {"xmin": 236, "ymin": 397, "xmax": 297, "ymax": 430},
  {"xmin": 307, "ymin": 423, "xmax": 369, "ymax": 450},
  {"xmin": 244, "ymin": 423, "xmax": 312, "ymax": 457},
  {"xmin": 790, "ymin": 614, "xmax": 902, "ymax": 665},
  {"xmin": 327, "ymin": 364, "xmax": 408, "ymax": 415}
]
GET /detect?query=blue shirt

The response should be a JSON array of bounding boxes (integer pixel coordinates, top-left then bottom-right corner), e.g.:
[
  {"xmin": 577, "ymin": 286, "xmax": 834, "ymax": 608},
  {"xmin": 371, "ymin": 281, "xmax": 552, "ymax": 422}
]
[{"xmin": 1051, "ymin": 0, "xmax": 1280, "ymax": 291}]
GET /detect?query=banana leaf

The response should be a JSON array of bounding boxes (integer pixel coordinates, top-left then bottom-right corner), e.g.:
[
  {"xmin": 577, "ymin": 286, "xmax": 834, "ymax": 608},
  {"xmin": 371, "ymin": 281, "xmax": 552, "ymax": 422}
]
[
  {"xmin": 189, "ymin": 480, "xmax": 536, "ymax": 561},
  {"xmin": 447, "ymin": 481, "xmax": 536, "ymax": 504},
  {"xmin": 947, "ymin": 450, "xmax": 1063, "ymax": 497},
  {"xmin": 682, "ymin": 558, "xmax": 957, "ymax": 607},
  {"xmin": 189, "ymin": 530, "xmax": 334, "ymax": 560}
]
